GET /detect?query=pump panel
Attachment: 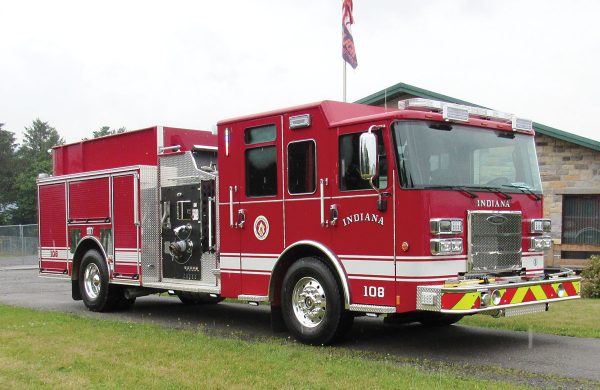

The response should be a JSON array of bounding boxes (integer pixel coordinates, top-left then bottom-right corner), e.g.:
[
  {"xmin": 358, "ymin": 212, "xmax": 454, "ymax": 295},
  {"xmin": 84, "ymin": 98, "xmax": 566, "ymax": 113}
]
[{"xmin": 161, "ymin": 184, "xmax": 203, "ymax": 280}]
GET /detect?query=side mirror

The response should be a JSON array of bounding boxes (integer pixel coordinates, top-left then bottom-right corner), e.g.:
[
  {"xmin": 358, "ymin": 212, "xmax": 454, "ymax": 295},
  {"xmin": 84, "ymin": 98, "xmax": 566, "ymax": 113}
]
[{"xmin": 359, "ymin": 131, "xmax": 378, "ymax": 180}]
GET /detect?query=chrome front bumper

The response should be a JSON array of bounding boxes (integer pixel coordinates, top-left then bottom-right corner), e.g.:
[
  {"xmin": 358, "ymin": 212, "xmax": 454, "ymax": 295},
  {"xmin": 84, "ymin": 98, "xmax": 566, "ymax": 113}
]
[{"xmin": 416, "ymin": 275, "xmax": 581, "ymax": 315}]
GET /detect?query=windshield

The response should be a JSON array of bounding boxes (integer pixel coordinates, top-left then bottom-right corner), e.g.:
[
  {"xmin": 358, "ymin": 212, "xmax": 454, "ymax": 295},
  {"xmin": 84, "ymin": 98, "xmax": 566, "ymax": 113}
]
[{"xmin": 392, "ymin": 121, "xmax": 542, "ymax": 192}]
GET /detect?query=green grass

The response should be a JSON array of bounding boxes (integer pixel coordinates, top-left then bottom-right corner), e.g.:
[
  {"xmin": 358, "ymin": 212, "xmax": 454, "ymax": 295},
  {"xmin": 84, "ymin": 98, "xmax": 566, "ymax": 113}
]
[
  {"xmin": 461, "ymin": 298, "xmax": 600, "ymax": 338},
  {"xmin": 0, "ymin": 304, "xmax": 534, "ymax": 389}
]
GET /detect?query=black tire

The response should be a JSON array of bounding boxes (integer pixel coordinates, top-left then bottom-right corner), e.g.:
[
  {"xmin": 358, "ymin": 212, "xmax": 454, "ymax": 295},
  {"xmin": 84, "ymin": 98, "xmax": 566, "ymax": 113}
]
[
  {"xmin": 419, "ymin": 312, "xmax": 463, "ymax": 327},
  {"xmin": 177, "ymin": 292, "xmax": 224, "ymax": 305},
  {"xmin": 281, "ymin": 257, "xmax": 346, "ymax": 345},
  {"xmin": 78, "ymin": 249, "xmax": 122, "ymax": 312}
]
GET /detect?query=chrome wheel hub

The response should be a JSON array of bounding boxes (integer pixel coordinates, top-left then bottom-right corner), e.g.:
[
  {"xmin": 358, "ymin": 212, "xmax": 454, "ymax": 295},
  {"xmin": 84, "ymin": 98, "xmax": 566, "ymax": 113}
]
[
  {"xmin": 292, "ymin": 277, "xmax": 326, "ymax": 328},
  {"xmin": 84, "ymin": 263, "xmax": 101, "ymax": 299}
]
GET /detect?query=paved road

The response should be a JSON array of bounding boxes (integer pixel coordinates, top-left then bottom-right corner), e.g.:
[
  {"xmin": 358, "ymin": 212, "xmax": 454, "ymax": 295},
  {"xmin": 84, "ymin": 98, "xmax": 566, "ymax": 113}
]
[
  {"xmin": 1, "ymin": 268, "xmax": 599, "ymax": 384},
  {"xmin": 0, "ymin": 255, "xmax": 37, "ymax": 267}
]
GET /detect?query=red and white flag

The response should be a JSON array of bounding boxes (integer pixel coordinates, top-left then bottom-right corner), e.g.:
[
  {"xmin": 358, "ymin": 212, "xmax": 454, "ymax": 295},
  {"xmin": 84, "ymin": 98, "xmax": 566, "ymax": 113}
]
[{"xmin": 342, "ymin": 0, "xmax": 358, "ymax": 69}]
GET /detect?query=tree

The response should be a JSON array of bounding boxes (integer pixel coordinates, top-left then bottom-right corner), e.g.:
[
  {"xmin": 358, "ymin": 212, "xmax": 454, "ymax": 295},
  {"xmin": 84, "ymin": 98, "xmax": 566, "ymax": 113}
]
[
  {"xmin": 12, "ymin": 159, "xmax": 51, "ymax": 223},
  {"xmin": 0, "ymin": 123, "xmax": 18, "ymax": 224},
  {"xmin": 93, "ymin": 126, "xmax": 126, "ymax": 138},
  {"xmin": 19, "ymin": 119, "xmax": 64, "ymax": 161},
  {"xmin": 13, "ymin": 119, "xmax": 64, "ymax": 223}
]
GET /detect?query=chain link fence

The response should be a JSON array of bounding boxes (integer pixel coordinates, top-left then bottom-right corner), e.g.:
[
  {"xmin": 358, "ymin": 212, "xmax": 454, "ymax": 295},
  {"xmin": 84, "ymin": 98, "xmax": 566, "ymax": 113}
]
[{"xmin": 0, "ymin": 224, "xmax": 38, "ymax": 257}]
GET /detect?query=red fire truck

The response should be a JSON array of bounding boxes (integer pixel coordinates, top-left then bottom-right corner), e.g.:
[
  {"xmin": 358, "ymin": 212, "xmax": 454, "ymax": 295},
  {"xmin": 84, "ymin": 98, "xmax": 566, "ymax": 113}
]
[{"xmin": 37, "ymin": 99, "xmax": 581, "ymax": 344}]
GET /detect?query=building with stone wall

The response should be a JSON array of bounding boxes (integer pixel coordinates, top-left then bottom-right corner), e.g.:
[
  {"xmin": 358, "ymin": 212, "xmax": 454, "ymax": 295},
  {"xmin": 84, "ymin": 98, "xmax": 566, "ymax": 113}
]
[
  {"xmin": 357, "ymin": 82, "xmax": 600, "ymax": 268},
  {"xmin": 535, "ymin": 133, "xmax": 600, "ymax": 268}
]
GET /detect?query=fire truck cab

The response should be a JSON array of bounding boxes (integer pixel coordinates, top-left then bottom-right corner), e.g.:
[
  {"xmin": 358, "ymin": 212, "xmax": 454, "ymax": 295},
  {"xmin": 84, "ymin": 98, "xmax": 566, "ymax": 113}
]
[{"xmin": 38, "ymin": 99, "xmax": 581, "ymax": 345}]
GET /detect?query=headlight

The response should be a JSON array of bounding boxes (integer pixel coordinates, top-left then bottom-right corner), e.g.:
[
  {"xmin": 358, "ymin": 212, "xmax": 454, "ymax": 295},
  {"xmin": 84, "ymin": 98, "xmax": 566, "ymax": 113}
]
[
  {"xmin": 529, "ymin": 236, "xmax": 552, "ymax": 251},
  {"xmin": 491, "ymin": 290, "xmax": 502, "ymax": 305},
  {"xmin": 430, "ymin": 238, "xmax": 463, "ymax": 255},
  {"xmin": 430, "ymin": 218, "xmax": 463, "ymax": 235},
  {"xmin": 531, "ymin": 219, "xmax": 551, "ymax": 233},
  {"xmin": 481, "ymin": 292, "xmax": 491, "ymax": 307}
]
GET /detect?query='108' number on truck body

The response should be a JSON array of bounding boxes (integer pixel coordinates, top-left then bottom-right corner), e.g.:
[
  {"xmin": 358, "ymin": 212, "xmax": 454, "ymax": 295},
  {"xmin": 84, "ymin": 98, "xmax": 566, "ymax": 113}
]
[{"xmin": 363, "ymin": 286, "xmax": 384, "ymax": 298}]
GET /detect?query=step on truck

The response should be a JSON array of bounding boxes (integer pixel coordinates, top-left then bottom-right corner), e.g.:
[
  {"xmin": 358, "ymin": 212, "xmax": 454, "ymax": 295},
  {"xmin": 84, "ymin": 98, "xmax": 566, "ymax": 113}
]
[{"xmin": 37, "ymin": 99, "xmax": 581, "ymax": 344}]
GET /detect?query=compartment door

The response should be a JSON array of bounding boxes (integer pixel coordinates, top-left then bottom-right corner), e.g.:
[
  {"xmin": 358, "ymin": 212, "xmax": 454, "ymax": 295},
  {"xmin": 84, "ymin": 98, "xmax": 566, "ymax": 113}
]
[
  {"xmin": 39, "ymin": 183, "xmax": 68, "ymax": 274},
  {"xmin": 113, "ymin": 174, "xmax": 140, "ymax": 278}
]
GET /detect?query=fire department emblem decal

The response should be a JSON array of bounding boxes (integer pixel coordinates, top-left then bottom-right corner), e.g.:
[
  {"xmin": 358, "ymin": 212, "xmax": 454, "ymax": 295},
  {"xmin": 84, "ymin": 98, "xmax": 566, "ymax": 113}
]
[{"xmin": 253, "ymin": 215, "xmax": 269, "ymax": 241}]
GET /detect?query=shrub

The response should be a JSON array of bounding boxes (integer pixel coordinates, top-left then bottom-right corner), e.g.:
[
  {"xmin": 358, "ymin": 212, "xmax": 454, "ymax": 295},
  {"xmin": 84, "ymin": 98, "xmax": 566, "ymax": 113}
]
[{"xmin": 581, "ymin": 255, "xmax": 600, "ymax": 298}]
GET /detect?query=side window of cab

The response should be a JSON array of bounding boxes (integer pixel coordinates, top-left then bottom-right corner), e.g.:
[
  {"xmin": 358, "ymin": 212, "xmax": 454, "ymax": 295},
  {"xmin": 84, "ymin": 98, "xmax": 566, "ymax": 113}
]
[
  {"xmin": 288, "ymin": 140, "xmax": 316, "ymax": 195},
  {"xmin": 339, "ymin": 131, "xmax": 387, "ymax": 191},
  {"xmin": 245, "ymin": 124, "xmax": 277, "ymax": 197}
]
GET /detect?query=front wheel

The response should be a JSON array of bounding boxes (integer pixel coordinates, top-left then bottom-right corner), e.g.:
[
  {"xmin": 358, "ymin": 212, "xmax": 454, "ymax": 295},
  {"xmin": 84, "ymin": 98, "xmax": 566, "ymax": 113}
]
[{"xmin": 281, "ymin": 257, "xmax": 347, "ymax": 345}]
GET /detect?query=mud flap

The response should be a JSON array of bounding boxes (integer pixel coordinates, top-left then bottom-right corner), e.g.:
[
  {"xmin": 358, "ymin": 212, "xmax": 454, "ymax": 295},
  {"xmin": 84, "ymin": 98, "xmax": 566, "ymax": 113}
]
[
  {"xmin": 271, "ymin": 305, "xmax": 287, "ymax": 333},
  {"xmin": 72, "ymin": 280, "xmax": 82, "ymax": 301}
]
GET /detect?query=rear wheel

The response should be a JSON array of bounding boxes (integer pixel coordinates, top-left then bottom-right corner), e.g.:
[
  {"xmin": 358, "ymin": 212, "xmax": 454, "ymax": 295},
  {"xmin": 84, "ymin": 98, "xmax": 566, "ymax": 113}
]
[
  {"xmin": 281, "ymin": 257, "xmax": 348, "ymax": 345},
  {"xmin": 79, "ymin": 249, "xmax": 123, "ymax": 312}
]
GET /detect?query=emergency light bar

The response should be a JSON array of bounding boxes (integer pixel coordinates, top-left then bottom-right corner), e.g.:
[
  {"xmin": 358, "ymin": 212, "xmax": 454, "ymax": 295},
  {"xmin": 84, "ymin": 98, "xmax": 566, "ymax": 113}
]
[
  {"xmin": 512, "ymin": 117, "xmax": 533, "ymax": 132},
  {"xmin": 398, "ymin": 98, "xmax": 533, "ymax": 132},
  {"xmin": 442, "ymin": 105, "xmax": 469, "ymax": 122}
]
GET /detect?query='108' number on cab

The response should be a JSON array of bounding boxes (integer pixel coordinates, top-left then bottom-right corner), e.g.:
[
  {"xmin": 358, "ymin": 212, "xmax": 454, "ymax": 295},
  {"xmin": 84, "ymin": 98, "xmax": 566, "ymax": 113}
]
[{"xmin": 363, "ymin": 286, "xmax": 384, "ymax": 298}]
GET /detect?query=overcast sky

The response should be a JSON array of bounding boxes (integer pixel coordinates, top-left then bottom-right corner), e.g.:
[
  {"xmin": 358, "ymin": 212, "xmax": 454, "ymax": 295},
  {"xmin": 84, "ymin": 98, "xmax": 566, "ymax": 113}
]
[{"xmin": 1, "ymin": 0, "xmax": 599, "ymax": 144}]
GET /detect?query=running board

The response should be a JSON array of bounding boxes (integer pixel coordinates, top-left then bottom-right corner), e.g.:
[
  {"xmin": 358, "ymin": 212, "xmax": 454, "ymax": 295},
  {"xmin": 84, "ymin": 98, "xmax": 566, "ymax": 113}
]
[
  {"xmin": 348, "ymin": 304, "xmax": 396, "ymax": 314},
  {"xmin": 143, "ymin": 282, "xmax": 220, "ymax": 294},
  {"xmin": 238, "ymin": 294, "xmax": 269, "ymax": 302}
]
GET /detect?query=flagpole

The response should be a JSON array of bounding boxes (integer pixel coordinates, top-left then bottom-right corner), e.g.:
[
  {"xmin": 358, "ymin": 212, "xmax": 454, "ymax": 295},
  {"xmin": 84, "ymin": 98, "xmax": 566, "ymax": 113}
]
[
  {"xmin": 343, "ymin": 60, "xmax": 347, "ymax": 102},
  {"xmin": 342, "ymin": 0, "xmax": 356, "ymax": 103}
]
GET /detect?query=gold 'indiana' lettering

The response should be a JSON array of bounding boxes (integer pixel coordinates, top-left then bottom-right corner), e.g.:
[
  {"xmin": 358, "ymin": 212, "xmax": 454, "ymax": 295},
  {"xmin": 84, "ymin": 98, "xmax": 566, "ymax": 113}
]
[
  {"xmin": 342, "ymin": 212, "xmax": 384, "ymax": 227},
  {"xmin": 476, "ymin": 199, "xmax": 511, "ymax": 208}
]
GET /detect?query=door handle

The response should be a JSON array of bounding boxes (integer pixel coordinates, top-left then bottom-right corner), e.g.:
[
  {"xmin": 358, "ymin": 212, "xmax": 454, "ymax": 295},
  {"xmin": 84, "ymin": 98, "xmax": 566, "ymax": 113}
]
[
  {"xmin": 229, "ymin": 185, "xmax": 238, "ymax": 228},
  {"xmin": 208, "ymin": 196, "xmax": 214, "ymax": 250},
  {"xmin": 237, "ymin": 209, "xmax": 246, "ymax": 229},
  {"xmin": 320, "ymin": 178, "xmax": 328, "ymax": 227},
  {"xmin": 329, "ymin": 204, "xmax": 339, "ymax": 226},
  {"xmin": 229, "ymin": 186, "xmax": 234, "ymax": 227}
]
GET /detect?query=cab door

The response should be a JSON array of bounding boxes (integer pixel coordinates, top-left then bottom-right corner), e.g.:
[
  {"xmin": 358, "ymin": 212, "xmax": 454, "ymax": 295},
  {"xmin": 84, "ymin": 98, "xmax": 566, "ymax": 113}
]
[
  {"xmin": 238, "ymin": 116, "xmax": 285, "ymax": 297},
  {"xmin": 330, "ymin": 125, "xmax": 396, "ymax": 307},
  {"xmin": 283, "ymin": 111, "xmax": 332, "ymax": 249}
]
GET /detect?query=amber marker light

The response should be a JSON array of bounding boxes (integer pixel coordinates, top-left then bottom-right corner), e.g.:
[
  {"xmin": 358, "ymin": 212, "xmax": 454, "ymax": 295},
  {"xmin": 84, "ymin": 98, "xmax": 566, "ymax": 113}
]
[{"xmin": 401, "ymin": 242, "xmax": 409, "ymax": 252}]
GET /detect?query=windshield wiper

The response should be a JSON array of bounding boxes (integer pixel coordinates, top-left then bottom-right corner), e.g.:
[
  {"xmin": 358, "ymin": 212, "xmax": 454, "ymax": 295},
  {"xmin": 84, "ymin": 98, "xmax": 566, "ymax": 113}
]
[
  {"xmin": 425, "ymin": 185, "xmax": 478, "ymax": 199},
  {"xmin": 468, "ymin": 186, "xmax": 512, "ymax": 200},
  {"xmin": 502, "ymin": 184, "xmax": 542, "ymax": 201}
]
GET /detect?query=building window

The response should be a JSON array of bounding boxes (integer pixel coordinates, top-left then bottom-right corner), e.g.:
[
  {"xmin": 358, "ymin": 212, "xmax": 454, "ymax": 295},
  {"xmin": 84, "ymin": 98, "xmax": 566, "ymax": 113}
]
[
  {"xmin": 339, "ymin": 131, "xmax": 387, "ymax": 191},
  {"xmin": 288, "ymin": 140, "xmax": 316, "ymax": 194},
  {"xmin": 562, "ymin": 195, "xmax": 600, "ymax": 245},
  {"xmin": 245, "ymin": 146, "xmax": 277, "ymax": 197}
]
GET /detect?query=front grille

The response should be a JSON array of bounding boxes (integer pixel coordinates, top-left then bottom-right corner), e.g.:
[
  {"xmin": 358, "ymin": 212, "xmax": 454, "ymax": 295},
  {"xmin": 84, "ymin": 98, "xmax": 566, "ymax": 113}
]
[{"xmin": 469, "ymin": 211, "xmax": 522, "ymax": 273}]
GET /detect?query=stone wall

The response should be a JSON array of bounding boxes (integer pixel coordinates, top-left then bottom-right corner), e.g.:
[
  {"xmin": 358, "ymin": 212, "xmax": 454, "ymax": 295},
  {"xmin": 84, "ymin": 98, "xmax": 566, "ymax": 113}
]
[{"xmin": 535, "ymin": 133, "xmax": 600, "ymax": 267}]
